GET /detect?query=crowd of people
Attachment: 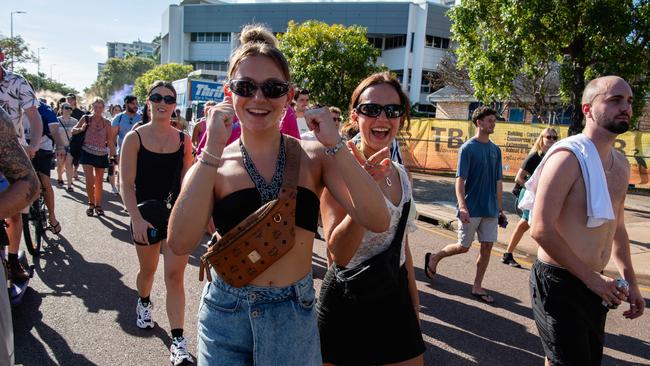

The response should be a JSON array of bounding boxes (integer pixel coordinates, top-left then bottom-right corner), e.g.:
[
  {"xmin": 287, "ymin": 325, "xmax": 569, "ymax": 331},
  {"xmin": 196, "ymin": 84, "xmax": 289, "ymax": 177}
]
[{"xmin": 0, "ymin": 25, "xmax": 645, "ymax": 366}]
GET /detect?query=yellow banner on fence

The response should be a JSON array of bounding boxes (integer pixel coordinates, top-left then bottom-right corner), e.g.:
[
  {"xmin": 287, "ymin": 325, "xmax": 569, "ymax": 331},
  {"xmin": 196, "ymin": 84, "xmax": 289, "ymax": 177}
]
[{"xmin": 400, "ymin": 119, "xmax": 650, "ymax": 188}]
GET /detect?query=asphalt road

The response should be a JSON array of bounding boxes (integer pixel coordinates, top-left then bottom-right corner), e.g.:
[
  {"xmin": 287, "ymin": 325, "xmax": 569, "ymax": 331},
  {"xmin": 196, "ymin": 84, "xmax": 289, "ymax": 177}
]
[{"xmin": 11, "ymin": 180, "xmax": 650, "ymax": 365}]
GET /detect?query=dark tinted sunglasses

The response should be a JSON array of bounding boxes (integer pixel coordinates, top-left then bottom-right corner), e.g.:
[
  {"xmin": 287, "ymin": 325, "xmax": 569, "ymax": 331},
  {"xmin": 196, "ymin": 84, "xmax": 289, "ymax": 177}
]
[
  {"xmin": 63, "ymin": 106, "xmax": 72, "ymax": 110},
  {"xmin": 229, "ymin": 79, "xmax": 290, "ymax": 99},
  {"xmin": 355, "ymin": 103, "xmax": 405, "ymax": 119},
  {"xmin": 545, "ymin": 135, "xmax": 558, "ymax": 140},
  {"xmin": 149, "ymin": 93, "xmax": 176, "ymax": 105}
]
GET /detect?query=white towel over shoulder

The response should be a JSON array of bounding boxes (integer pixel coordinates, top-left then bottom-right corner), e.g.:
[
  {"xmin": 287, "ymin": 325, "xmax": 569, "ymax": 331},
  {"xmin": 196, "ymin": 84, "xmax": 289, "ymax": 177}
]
[{"xmin": 518, "ymin": 134, "xmax": 615, "ymax": 228}]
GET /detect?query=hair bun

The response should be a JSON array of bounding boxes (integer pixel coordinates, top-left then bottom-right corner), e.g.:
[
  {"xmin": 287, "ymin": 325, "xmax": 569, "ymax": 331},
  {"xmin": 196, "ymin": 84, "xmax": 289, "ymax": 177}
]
[{"xmin": 239, "ymin": 24, "xmax": 278, "ymax": 48}]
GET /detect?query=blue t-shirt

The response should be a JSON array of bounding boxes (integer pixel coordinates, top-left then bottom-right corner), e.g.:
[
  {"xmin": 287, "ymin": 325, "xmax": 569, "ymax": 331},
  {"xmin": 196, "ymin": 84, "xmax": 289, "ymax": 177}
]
[
  {"xmin": 456, "ymin": 137, "xmax": 503, "ymax": 218},
  {"xmin": 112, "ymin": 112, "xmax": 142, "ymax": 153}
]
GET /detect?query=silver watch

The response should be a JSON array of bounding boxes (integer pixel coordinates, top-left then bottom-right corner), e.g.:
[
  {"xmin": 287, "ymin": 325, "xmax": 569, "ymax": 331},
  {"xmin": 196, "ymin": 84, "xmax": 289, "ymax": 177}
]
[{"xmin": 325, "ymin": 139, "xmax": 345, "ymax": 156}]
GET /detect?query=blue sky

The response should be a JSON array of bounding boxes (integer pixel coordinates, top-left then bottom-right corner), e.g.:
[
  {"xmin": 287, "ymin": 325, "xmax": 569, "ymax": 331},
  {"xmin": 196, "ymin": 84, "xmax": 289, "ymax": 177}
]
[{"xmin": 1, "ymin": 0, "xmax": 174, "ymax": 92}]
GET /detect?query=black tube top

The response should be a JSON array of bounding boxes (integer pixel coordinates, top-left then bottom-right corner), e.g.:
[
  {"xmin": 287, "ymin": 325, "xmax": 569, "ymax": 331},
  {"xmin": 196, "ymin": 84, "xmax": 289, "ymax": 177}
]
[{"xmin": 212, "ymin": 186, "xmax": 319, "ymax": 235}]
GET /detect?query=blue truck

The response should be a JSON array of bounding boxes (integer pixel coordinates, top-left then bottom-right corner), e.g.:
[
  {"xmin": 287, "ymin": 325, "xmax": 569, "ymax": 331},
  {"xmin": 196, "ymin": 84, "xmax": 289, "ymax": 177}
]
[{"xmin": 172, "ymin": 78, "xmax": 224, "ymax": 127}]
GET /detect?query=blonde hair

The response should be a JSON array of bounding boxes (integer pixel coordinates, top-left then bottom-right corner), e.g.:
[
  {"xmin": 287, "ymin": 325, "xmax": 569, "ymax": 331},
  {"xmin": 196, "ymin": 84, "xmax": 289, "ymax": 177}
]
[
  {"xmin": 90, "ymin": 96, "xmax": 105, "ymax": 107},
  {"xmin": 227, "ymin": 24, "xmax": 290, "ymax": 82},
  {"xmin": 531, "ymin": 127, "xmax": 558, "ymax": 155}
]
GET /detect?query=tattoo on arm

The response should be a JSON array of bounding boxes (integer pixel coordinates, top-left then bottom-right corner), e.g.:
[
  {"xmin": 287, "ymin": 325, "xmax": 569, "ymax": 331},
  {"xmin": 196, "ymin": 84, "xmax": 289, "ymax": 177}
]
[{"xmin": 0, "ymin": 107, "xmax": 36, "ymax": 183}]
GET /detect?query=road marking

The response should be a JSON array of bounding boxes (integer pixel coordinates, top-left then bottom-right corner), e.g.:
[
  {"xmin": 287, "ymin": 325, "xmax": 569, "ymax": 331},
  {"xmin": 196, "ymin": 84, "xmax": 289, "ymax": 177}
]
[{"xmin": 416, "ymin": 223, "xmax": 650, "ymax": 293}]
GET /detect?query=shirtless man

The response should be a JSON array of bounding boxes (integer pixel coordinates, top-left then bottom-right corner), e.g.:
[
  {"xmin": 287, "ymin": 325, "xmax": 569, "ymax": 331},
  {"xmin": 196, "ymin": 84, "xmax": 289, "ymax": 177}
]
[{"xmin": 529, "ymin": 75, "xmax": 644, "ymax": 366}]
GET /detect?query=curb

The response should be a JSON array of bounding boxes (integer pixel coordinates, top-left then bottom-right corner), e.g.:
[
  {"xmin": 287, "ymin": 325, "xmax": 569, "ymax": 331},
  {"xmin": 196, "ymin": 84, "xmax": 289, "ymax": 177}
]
[{"xmin": 415, "ymin": 206, "xmax": 650, "ymax": 287}]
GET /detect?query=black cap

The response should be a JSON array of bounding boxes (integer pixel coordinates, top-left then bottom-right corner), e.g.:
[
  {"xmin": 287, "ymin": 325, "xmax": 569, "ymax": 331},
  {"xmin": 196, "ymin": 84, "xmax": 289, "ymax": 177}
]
[{"xmin": 124, "ymin": 95, "xmax": 137, "ymax": 103}]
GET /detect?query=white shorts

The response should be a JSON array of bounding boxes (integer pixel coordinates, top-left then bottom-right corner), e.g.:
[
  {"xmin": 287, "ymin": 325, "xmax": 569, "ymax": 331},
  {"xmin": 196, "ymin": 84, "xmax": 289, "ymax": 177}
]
[{"xmin": 457, "ymin": 217, "xmax": 498, "ymax": 248}]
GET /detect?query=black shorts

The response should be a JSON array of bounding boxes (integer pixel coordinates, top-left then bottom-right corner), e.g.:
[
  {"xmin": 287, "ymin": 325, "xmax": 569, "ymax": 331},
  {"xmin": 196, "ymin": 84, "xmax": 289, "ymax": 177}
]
[
  {"xmin": 530, "ymin": 260, "xmax": 608, "ymax": 366},
  {"xmin": 79, "ymin": 150, "xmax": 109, "ymax": 169},
  {"xmin": 317, "ymin": 265, "xmax": 425, "ymax": 365},
  {"xmin": 32, "ymin": 149, "xmax": 54, "ymax": 176}
]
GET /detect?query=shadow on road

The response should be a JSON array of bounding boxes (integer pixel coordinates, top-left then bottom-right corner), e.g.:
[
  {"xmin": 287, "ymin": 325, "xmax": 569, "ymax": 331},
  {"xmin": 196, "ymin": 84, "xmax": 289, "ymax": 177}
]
[
  {"xmin": 13, "ymin": 290, "xmax": 96, "ymax": 365},
  {"xmin": 32, "ymin": 234, "xmax": 170, "ymax": 341},
  {"xmin": 417, "ymin": 273, "xmax": 544, "ymax": 365}
]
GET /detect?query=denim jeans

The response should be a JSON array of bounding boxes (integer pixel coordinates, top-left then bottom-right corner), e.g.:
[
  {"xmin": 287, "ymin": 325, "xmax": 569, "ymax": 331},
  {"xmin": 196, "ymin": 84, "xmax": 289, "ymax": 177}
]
[{"xmin": 197, "ymin": 271, "xmax": 321, "ymax": 365}]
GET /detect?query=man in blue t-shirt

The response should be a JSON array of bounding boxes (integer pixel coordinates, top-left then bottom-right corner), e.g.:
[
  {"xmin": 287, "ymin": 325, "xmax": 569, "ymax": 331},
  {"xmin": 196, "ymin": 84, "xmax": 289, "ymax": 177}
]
[
  {"xmin": 424, "ymin": 106, "xmax": 506, "ymax": 304},
  {"xmin": 109, "ymin": 95, "xmax": 141, "ymax": 193}
]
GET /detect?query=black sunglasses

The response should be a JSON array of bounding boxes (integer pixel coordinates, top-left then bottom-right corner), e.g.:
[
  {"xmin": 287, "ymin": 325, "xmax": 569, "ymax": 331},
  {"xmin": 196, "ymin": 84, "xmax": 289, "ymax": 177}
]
[
  {"xmin": 228, "ymin": 79, "xmax": 290, "ymax": 99},
  {"xmin": 63, "ymin": 106, "xmax": 72, "ymax": 110},
  {"xmin": 545, "ymin": 135, "xmax": 558, "ymax": 140},
  {"xmin": 355, "ymin": 103, "xmax": 405, "ymax": 119},
  {"xmin": 149, "ymin": 93, "xmax": 176, "ymax": 105}
]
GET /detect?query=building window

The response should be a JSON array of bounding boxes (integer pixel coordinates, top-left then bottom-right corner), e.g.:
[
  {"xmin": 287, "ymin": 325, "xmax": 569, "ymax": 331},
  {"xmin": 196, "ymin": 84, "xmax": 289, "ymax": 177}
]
[
  {"xmin": 417, "ymin": 104, "xmax": 436, "ymax": 116},
  {"xmin": 191, "ymin": 32, "xmax": 231, "ymax": 43},
  {"xmin": 425, "ymin": 35, "xmax": 451, "ymax": 49},
  {"xmin": 385, "ymin": 35, "xmax": 407, "ymax": 50},
  {"xmin": 367, "ymin": 36, "xmax": 383, "ymax": 49},
  {"xmin": 193, "ymin": 61, "xmax": 229, "ymax": 72},
  {"xmin": 508, "ymin": 107, "xmax": 525, "ymax": 122}
]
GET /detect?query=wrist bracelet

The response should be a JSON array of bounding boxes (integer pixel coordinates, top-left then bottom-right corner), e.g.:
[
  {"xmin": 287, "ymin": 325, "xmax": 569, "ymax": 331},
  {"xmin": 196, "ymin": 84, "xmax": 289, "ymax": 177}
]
[
  {"xmin": 198, "ymin": 157, "xmax": 219, "ymax": 169},
  {"xmin": 202, "ymin": 148, "xmax": 222, "ymax": 161},
  {"xmin": 325, "ymin": 138, "xmax": 345, "ymax": 156}
]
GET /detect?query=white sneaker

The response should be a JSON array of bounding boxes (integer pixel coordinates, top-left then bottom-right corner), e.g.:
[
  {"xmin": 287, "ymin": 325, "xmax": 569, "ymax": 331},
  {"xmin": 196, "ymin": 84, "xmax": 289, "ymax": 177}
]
[
  {"xmin": 136, "ymin": 299, "xmax": 154, "ymax": 329},
  {"xmin": 170, "ymin": 336, "xmax": 194, "ymax": 365}
]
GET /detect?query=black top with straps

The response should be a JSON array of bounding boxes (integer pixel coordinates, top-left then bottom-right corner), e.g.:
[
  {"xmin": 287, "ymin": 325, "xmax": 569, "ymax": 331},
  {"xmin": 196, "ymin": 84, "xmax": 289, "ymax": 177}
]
[
  {"xmin": 212, "ymin": 187, "xmax": 320, "ymax": 235},
  {"xmin": 134, "ymin": 130, "xmax": 184, "ymax": 204}
]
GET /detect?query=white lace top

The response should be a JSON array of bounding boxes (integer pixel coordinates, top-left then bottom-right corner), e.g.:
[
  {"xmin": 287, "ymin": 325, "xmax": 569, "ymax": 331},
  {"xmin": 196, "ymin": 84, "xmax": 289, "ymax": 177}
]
[{"xmin": 345, "ymin": 163, "xmax": 418, "ymax": 268}]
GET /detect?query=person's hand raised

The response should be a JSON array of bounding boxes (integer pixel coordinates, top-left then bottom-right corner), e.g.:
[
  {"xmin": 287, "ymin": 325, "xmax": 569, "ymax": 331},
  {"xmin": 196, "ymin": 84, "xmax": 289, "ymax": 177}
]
[
  {"xmin": 305, "ymin": 107, "xmax": 340, "ymax": 147},
  {"xmin": 204, "ymin": 95, "xmax": 234, "ymax": 151},
  {"xmin": 347, "ymin": 141, "xmax": 391, "ymax": 181}
]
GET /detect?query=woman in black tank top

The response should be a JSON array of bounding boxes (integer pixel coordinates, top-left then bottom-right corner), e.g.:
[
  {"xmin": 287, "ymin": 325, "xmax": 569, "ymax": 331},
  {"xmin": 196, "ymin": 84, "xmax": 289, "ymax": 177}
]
[
  {"xmin": 118, "ymin": 81, "xmax": 194, "ymax": 364},
  {"xmin": 167, "ymin": 25, "xmax": 391, "ymax": 365}
]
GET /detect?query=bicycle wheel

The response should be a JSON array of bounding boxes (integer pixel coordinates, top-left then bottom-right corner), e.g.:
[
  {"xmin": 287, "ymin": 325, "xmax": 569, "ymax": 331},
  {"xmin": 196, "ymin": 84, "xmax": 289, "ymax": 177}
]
[{"xmin": 22, "ymin": 198, "xmax": 44, "ymax": 257}]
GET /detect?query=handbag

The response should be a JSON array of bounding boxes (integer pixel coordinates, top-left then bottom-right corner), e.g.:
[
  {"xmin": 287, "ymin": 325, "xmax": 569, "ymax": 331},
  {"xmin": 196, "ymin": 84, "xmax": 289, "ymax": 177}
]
[
  {"xmin": 199, "ymin": 137, "xmax": 301, "ymax": 288},
  {"xmin": 68, "ymin": 115, "xmax": 87, "ymax": 159},
  {"xmin": 331, "ymin": 200, "xmax": 411, "ymax": 301},
  {"xmin": 133, "ymin": 132, "xmax": 184, "ymax": 245}
]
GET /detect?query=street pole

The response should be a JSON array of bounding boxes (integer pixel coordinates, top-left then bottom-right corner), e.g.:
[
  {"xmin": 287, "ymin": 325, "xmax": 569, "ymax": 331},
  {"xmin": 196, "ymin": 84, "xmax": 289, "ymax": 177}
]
[
  {"xmin": 37, "ymin": 47, "xmax": 46, "ymax": 90},
  {"xmin": 10, "ymin": 11, "xmax": 27, "ymax": 72}
]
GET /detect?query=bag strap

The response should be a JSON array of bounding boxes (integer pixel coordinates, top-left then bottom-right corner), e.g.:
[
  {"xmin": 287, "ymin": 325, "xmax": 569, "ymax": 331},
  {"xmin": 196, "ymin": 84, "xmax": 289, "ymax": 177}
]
[
  {"xmin": 281, "ymin": 135, "xmax": 301, "ymax": 191},
  {"xmin": 391, "ymin": 200, "xmax": 411, "ymax": 251},
  {"xmin": 58, "ymin": 117, "xmax": 71, "ymax": 142}
]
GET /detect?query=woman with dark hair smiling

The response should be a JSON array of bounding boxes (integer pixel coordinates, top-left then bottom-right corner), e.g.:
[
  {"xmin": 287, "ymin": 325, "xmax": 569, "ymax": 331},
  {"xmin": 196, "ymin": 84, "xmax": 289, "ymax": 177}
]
[
  {"xmin": 119, "ymin": 80, "xmax": 194, "ymax": 365},
  {"xmin": 167, "ymin": 24, "xmax": 389, "ymax": 365},
  {"xmin": 317, "ymin": 72, "xmax": 425, "ymax": 366}
]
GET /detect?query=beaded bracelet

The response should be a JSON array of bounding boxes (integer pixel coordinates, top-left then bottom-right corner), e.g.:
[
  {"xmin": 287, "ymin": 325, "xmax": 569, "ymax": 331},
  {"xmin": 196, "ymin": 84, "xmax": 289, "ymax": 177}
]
[{"xmin": 199, "ymin": 158, "xmax": 219, "ymax": 169}]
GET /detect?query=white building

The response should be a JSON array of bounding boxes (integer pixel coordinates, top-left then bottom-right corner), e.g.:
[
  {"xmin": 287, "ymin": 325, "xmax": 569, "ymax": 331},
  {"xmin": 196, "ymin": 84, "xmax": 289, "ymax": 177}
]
[
  {"xmin": 160, "ymin": 0, "xmax": 454, "ymax": 112},
  {"xmin": 107, "ymin": 40, "xmax": 155, "ymax": 59}
]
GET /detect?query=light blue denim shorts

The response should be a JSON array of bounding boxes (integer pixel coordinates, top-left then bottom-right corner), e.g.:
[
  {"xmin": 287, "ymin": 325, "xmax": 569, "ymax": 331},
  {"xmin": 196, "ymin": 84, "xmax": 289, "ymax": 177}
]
[{"xmin": 197, "ymin": 271, "xmax": 322, "ymax": 365}]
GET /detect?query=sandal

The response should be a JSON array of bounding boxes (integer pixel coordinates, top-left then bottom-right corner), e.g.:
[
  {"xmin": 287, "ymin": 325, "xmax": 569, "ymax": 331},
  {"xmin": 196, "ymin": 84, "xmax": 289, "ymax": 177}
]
[
  {"xmin": 66, "ymin": 186, "xmax": 74, "ymax": 193},
  {"xmin": 86, "ymin": 204, "xmax": 95, "ymax": 217},
  {"xmin": 94, "ymin": 206, "xmax": 105, "ymax": 216},
  {"xmin": 424, "ymin": 252, "xmax": 436, "ymax": 279},
  {"xmin": 57, "ymin": 179, "xmax": 64, "ymax": 187},
  {"xmin": 48, "ymin": 220, "xmax": 62, "ymax": 235},
  {"xmin": 471, "ymin": 291, "xmax": 495, "ymax": 304}
]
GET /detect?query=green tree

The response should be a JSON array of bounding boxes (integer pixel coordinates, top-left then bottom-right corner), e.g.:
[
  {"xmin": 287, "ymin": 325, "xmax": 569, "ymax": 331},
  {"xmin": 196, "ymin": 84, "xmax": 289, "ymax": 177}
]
[
  {"xmin": 21, "ymin": 70, "xmax": 77, "ymax": 95},
  {"xmin": 278, "ymin": 20, "xmax": 385, "ymax": 112},
  {"xmin": 151, "ymin": 34, "xmax": 162, "ymax": 64},
  {"xmin": 449, "ymin": 0, "xmax": 650, "ymax": 133},
  {"xmin": 133, "ymin": 63, "xmax": 193, "ymax": 101},
  {"xmin": 86, "ymin": 56, "xmax": 156, "ymax": 99},
  {"xmin": 0, "ymin": 35, "xmax": 35, "ymax": 67}
]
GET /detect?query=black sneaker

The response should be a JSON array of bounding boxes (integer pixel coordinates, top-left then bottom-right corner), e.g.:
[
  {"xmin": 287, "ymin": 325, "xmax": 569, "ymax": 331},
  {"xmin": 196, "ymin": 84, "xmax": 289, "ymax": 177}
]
[
  {"xmin": 502, "ymin": 253, "xmax": 522, "ymax": 268},
  {"xmin": 8, "ymin": 260, "xmax": 30, "ymax": 283}
]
